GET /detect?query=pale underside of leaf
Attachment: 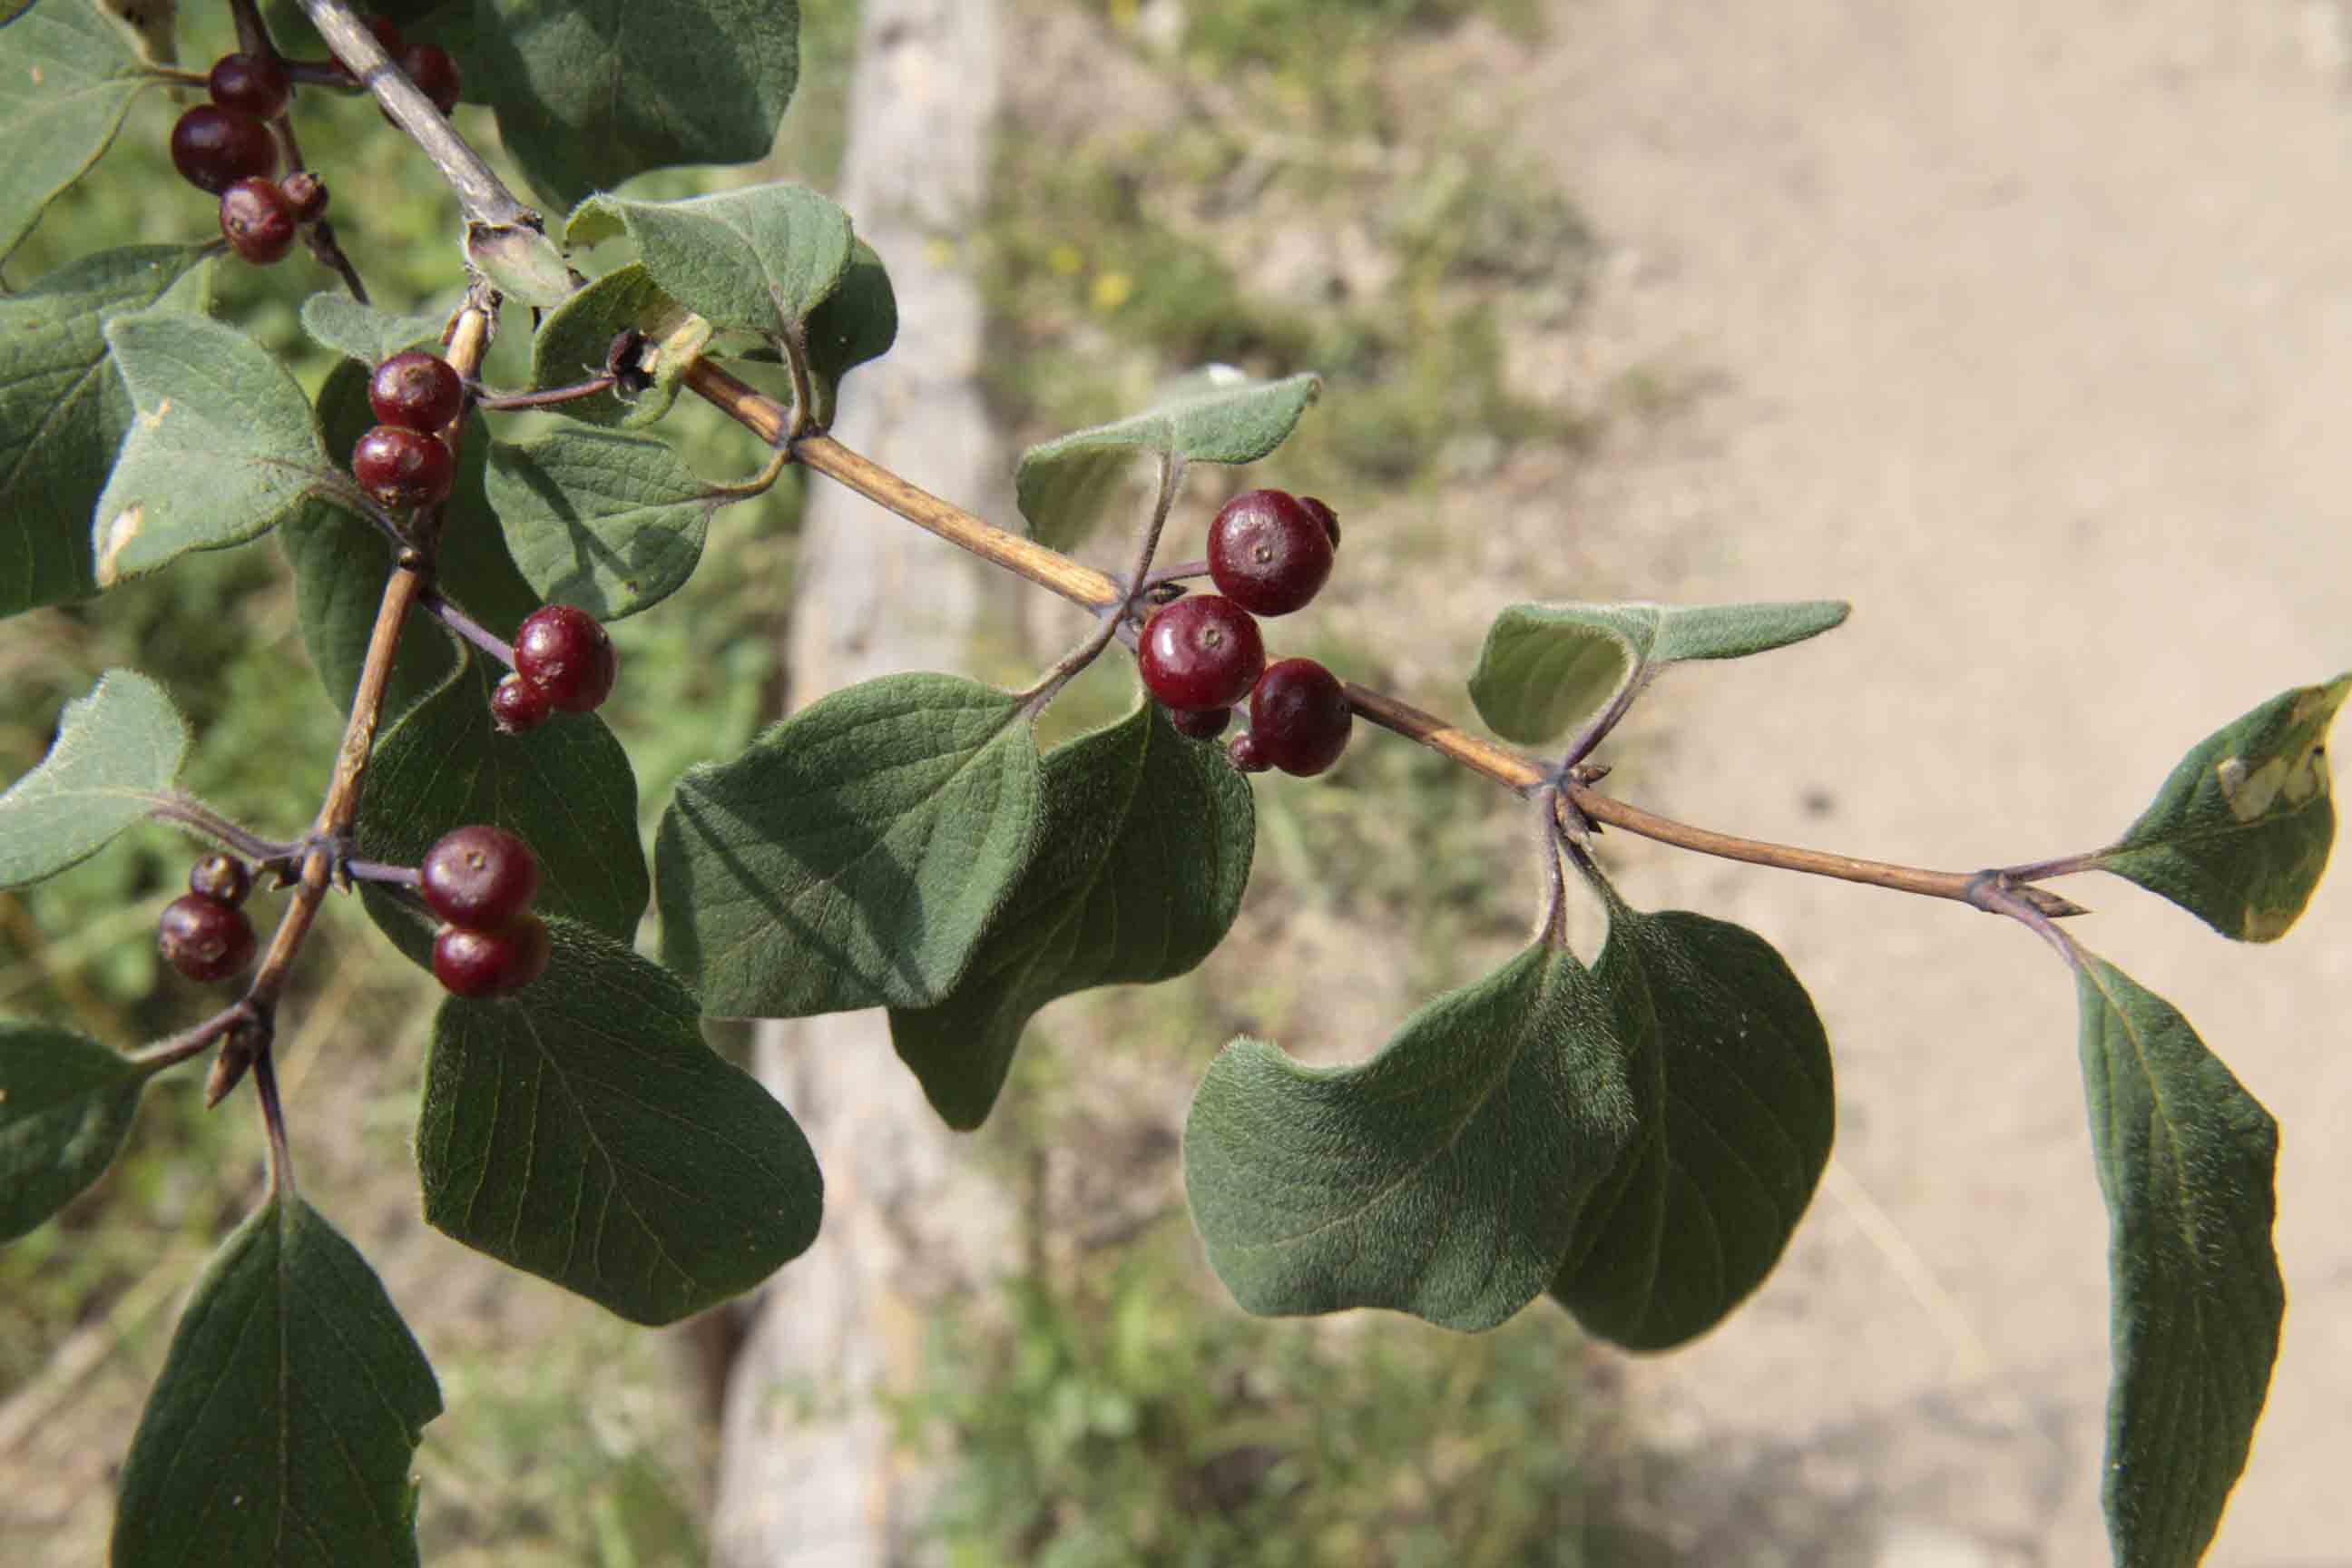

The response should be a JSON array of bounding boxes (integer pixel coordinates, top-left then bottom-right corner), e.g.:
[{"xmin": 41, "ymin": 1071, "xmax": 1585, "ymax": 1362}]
[{"xmin": 0, "ymin": 669, "xmax": 186, "ymax": 887}]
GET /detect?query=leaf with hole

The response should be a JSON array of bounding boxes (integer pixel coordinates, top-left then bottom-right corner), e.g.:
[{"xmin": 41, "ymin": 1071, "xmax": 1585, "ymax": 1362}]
[
  {"xmin": 658, "ymin": 673, "xmax": 1045, "ymax": 1018},
  {"xmin": 1015, "ymin": 368, "xmax": 1322, "ymax": 553},
  {"xmin": 419, "ymin": 919, "xmax": 823, "ymax": 1324},
  {"xmin": 486, "ymin": 429, "xmax": 737, "ymax": 620},
  {"xmin": 1549, "ymin": 887, "xmax": 1833, "ymax": 1349},
  {"xmin": 1183, "ymin": 937, "xmax": 1635, "ymax": 1331},
  {"xmin": 569, "ymin": 181, "xmax": 854, "ymax": 342},
  {"xmin": 112, "ymin": 1191, "xmax": 440, "ymax": 1567},
  {"xmin": 299, "ymin": 293, "xmax": 449, "ymax": 367},
  {"xmin": 2073, "ymin": 953, "xmax": 2280, "ymax": 1568},
  {"xmin": 0, "ymin": 670, "xmax": 185, "ymax": 888},
  {"xmin": 2095, "ymin": 674, "xmax": 2349, "ymax": 941},
  {"xmin": 529, "ymin": 262, "xmax": 705, "ymax": 429},
  {"xmin": 891, "ymin": 702, "xmax": 1254, "ymax": 1130},
  {"xmin": 1468, "ymin": 599, "xmax": 1851, "ymax": 748},
  {"xmin": 0, "ymin": 1, "xmax": 158, "ymax": 260},
  {"xmin": 0, "ymin": 1021, "xmax": 159, "ymax": 1241}
]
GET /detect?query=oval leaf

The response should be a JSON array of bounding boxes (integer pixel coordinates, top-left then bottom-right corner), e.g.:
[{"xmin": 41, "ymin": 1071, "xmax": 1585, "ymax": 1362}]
[
  {"xmin": 0, "ymin": 669, "xmax": 186, "ymax": 887},
  {"xmin": 0, "ymin": 1020, "xmax": 155, "ymax": 1241},
  {"xmin": 528, "ymin": 262, "xmax": 703, "ymax": 429},
  {"xmin": 2098, "ymin": 674, "xmax": 2348, "ymax": 941},
  {"xmin": 485, "ymin": 429, "xmax": 725, "ymax": 619},
  {"xmin": 2073, "ymin": 955, "xmax": 2281, "ymax": 1568},
  {"xmin": 568, "ymin": 182, "xmax": 854, "ymax": 341},
  {"xmin": 93, "ymin": 311, "xmax": 334, "ymax": 588},
  {"xmin": 657, "ymin": 672, "xmax": 1045, "ymax": 1018},
  {"xmin": 1182, "ymin": 940, "xmax": 1635, "ymax": 1332},
  {"xmin": 1550, "ymin": 895, "xmax": 1834, "ymax": 1350},
  {"xmin": 418, "ymin": 919, "xmax": 823, "ymax": 1325},
  {"xmin": 1014, "ymin": 368, "xmax": 1322, "ymax": 552},
  {"xmin": 802, "ymin": 237, "xmax": 897, "ymax": 425},
  {"xmin": 113, "ymin": 1192, "xmax": 441, "ymax": 1567},
  {"xmin": 0, "ymin": 1, "xmax": 156, "ymax": 260},
  {"xmin": 890, "ymin": 702, "xmax": 1254, "ymax": 1130},
  {"xmin": 0, "ymin": 243, "xmax": 208, "ymax": 617},
  {"xmin": 1468, "ymin": 599, "xmax": 1851, "ymax": 747},
  {"xmin": 299, "ymin": 292, "xmax": 449, "ymax": 366}
]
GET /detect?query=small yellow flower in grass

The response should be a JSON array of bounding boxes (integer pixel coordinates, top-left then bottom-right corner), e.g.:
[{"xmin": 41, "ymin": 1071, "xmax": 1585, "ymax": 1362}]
[{"xmin": 1091, "ymin": 270, "xmax": 1134, "ymax": 313}]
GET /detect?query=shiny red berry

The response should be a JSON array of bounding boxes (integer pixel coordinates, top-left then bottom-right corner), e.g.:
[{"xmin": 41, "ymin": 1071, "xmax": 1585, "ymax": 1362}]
[
  {"xmin": 1249, "ymin": 657, "xmax": 1353, "ymax": 777},
  {"xmin": 158, "ymin": 894, "xmax": 257, "ymax": 983},
  {"xmin": 432, "ymin": 916, "xmax": 551, "ymax": 999},
  {"xmin": 219, "ymin": 177, "xmax": 299, "ymax": 266},
  {"xmin": 207, "ymin": 53, "xmax": 291, "ymax": 120},
  {"xmin": 514, "ymin": 605, "xmax": 618, "ymax": 712},
  {"xmin": 491, "ymin": 672, "xmax": 554, "ymax": 734},
  {"xmin": 1207, "ymin": 489, "xmax": 1337, "ymax": 617},
  {"xmin": 280, "ymin": 170, "xmax": 329, "ymax": 222},
  {"xmin": 1226, "ymin": 731, "xmax": 1269, "ymax": 774},
  {"xmin": 1298, "ymin": 496, "xmax": 1340, "ymax": 546},
  {"xmin": 401, "ymin": 44, "xmax": 462, "ymax": 113},
  {"xmin": 188, "ymin": 853, "xmax": 252, "ymax": 906},
  {"xmin": 351, "ymin": 425, "xmax": 455, "ymax": 509},
  {"xmin": 419, "ymin": 826, "xmax": 539, "ymax": 932},
  {"xmin": 1137, "ymin": 594, "xmax": 1264, "ymax": 712},
  {"xmin": 171, "ymin": 105, "xmax": 277, "ymax": 195},
  {"xmin": 368, "ymin": 351, "xmax": 466, "ymax": 433},
  {"xmin": 1167, "ymin": 705, "xmax": 1230, "ymax": 740}
]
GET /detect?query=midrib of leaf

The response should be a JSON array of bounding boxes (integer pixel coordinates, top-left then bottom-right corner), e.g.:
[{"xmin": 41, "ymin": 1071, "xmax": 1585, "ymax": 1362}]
[
  {"xmin": 2110, "ymin": 795, "xmax": 2329, "ymax": 857},
  {"xmin": 2091, "ymin": 962, "xmax": 2200, "ymax": 1246}
]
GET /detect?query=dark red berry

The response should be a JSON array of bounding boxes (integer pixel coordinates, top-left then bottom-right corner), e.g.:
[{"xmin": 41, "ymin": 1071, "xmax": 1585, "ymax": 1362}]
[
  {"xmin": 1248, "ymin": 658, "xmax": 1353, "ymax": 777},
  {"xmin": 432, "ymin": 916, "xmax": 551, "ymax": 999},
  {"xmin": 336, "ymin": 14, "xmax": 406, "ymax": 75},
  {"xmin": 1298, "ymin": 496, "xmax": 1340, "ymax": 546},
  {"xmin": 351, "ymin": 425, "xmax": 455, "ymax": 509},
  {"xmin": 281, "ymin": 170, "xmax": 329, "ymax": 222},
  {"xmin": 1137, "ymin": 594, "xmax": 1264, "ymax": 712},
  {"xmin": 158, "ymin": 894, "xmax": 257, "ymax": 983},
  {"xmin": 188, "ymin": 853, "xmax": 252, "ymax": 906},
  {"xmin": 514, "ymin": 605, "xmax": 619, "ymax": 713},
  {"xmin": 1227, "ymin": 731, "xmax": 1270, "ymax": 774},
  {"xmin": 207, "ymin": 53, "xmax": 291, "ymax": 120},
  {"xmin": 419, "ymin": 825, "xmax": 540, "ymax": 932},
  {"xmin": 491, "ymin": 672, "xmax": 554, "ymax": 734},
  {"xmin": 171, "ymin": 105, "xmax": 277, "ymax": 195},
  {"xmin": 1207, "ymin": 489, "xmax": 1337, "ymax": 617},
  {"xmin": 220, "ymin": 178, "xmax": 298, "ymax": 265},
  {"xmin": 401, "ymin": 44, "xmax": 462, "ymax": 113},
  {"xmin": 1167, "ymin": 705, "xmax": 1230, "ymax": 740},
  {"xmin": 369, "ymin": 351, "xmax": 466, "ymax": 433}
]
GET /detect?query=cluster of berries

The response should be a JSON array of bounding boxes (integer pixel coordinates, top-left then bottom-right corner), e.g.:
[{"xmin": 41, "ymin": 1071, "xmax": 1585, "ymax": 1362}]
[
  {"xmin": 157, "ymin": 854, "xmax": 260, "ymax": 984},
  {"xmin": 493, "ymin": 605, "xmax": 620, "ymax": 734},
  {"xmin": 421, "ymin": 826, "xmax": 550, "ymax": 998},
  {"xmin": 1138, "ymin": 490, "xmax": 1354, "ymax": 777}
]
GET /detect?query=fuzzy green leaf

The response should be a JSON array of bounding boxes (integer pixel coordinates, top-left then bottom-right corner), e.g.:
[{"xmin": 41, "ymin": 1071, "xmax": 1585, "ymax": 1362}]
[
  {"xmin": 1550, "ymin": 894, "xmax": 1833, "ymax": 1349},
  {"xmin": 568, "ymin": 182, "xmax": 853, "ymax": 340},
  {"xmin": 298, "ymin": 293, "xmax": 448, "ymax": 366},
  {"xmin": 801, "ymin": 237, "xmax": 896, "ymax": 423},
  {"xmin": 419, "ymin": 919, "xmax": 823, "ymax": 1325},
  {"xmin": 0, "ymin": 1, "xmax": 157, "ymax": 260},
  {"xmin": 891, "ymin": 703, "xmax": 1253, "ymax": 1130},
  {"xmin": 658, "ymin": 673, "xmax": 1044, "ymax": 1018},
  {"xmin": 0, "ymin": 1021, "xmax": 155, "ymax": 1241},
  {"xmin": 528, "ymin": 262, "xmax": 705, "ymax": 429},
  {"xmin": 1183, "ymin": 939, "xmax": 1635, "ymax": 1332},
  {"xmin": 2097, "ymin": 675, "xmax": 2349, "ymax": 941},
  {"xmin": 485, "ymin": 429, "xmax": 730, "ymax": 620},
  {"xmin": 463, "ymin": 220, "xmax": 576, "ymax": 309},
  {"xmin": 1468, "ymin": 599, "xmax": 1851, "ymax": 747},
  {"xmin": 93, "ymin": 311, "xmax": 335, "ymax": 588},
  {"xmin": 2073, "ymin": 955, "xmax": 2281, "ymax": 1568},
  {"xmin": 475, "ymin": 0, "xmax": 800, "ymax": 207},
  {"xmin": 357, "ymin": 655, "xmax": 646, "ymax": 964},
  {"xmin": 0, "ymin": 243, "xmax": 207, "ymax": 617},
  {"xmin": 0, "ymin": 670, "xmax": 185, "ymax": 887},
  {"xmin": 1015, "ymin": 368, "xmax": 1322, "ymax": 552},
  {"xmin": 113, "ymin": 1192, "xmax": 441, "ymax": 1567}
]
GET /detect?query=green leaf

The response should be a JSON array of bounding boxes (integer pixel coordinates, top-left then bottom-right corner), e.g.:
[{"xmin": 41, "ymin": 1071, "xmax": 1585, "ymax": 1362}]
[
  {"xmin": 2098, "ymin": 675, "xmax": 2349, "ymax": 941},
  {"xmin": 357, "ymin": 655, "xmax": 647, "ymax": 963},
  {"xmin": 0, "ymin": 1, "xmax": 157, "ymax": 260},
  {"xmin": 113, "ymin": 1191, "xmax": 441, "ymax": 1567},
  {"xmin": 1549, "ymin": 893, "xmax": 1833, "ymax": 1350},
  {"xmin": 0, "ymin": 669, "xmax": 185, "ymax": 887},
  {"xmin": 464, "ymin": 220, "xmax": 577, "ymax": 309},
  {"xmin": 658, "ymin": 673, "xmax": 1045, "ymax": 1018},
  {"xmin": 0, "ymin": 243, "xmax": 208, "ymax": 617},
  {"xmin": 419, "ymin": 919, "xmax": 823, "ymax": 1325},
  {"xmin": 475, "ymin": 0, "xmax": 801, "ymax": 207},
  {"xmin": 528, "ymin": 262, "xmax": 705, "ymax": 429},
  {"xmin": 485, "ymin": 429, "xmax": 730, "ymax": 620},
  {"xmin": 890, "ymin": 703, "xmax": 1254, "ymax": 1130},
  {"xmin": 2073, "ymin": 955, "xmax": 2281, "ymax": 1568},
  {"xmin": 93, "ymin": 311, "xmax": 336, "ymax": 589},
  {"xmin": 801, "ymin": 237, "xmax": 896, "ymax": 424},
  {"xmin": 1468, "ymin": 599, "xmax": 1852, "ymax": 747},
  {"xmin": 568, "ymin": 182, "xmax": 854, "ymax": 341},
  {"xmin": 1182, "ymin": 939, "xmax": 1635, "ymax": 1332},
  {"xmin": 298, "ymin": 293, "xmax": 448, "ymax": 366},
  {"xmin": 0, "ymin": 1020, "xmax": 155, "ymax": 1241},
  {"xmin": 1015, "ymin": 368, "xmax": 1322, "ymax": 552}
]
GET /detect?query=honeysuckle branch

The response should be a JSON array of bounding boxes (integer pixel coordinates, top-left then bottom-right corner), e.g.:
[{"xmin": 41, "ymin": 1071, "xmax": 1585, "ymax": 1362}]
[{"xmin": 224, "ymin": 0, "xmax": 369, "ymax": 300}]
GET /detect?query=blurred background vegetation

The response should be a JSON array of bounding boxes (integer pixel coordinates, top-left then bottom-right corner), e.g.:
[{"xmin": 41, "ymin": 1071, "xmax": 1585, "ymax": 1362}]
[{"xmin": 0, "ymin": 0, "xmax": 1672, "ymax": 1562}]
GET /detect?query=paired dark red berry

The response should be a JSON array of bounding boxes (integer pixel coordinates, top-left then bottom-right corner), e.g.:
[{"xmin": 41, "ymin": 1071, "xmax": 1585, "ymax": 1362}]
[
  {"xmin": 1168, "ymin": 705, "xmax": 1231, "ymax": 741},
  {"xmin": 207, "ymin": 53, "xmax": 291, "ymax": 120},
  {"xmin": 219, "ymin": 177, "xmax": 299, "ymax": 266},
  {"xmin": 491, "ymin": 672, "xmax": 555, "ymax": 735},
  {"xmin": 1247, "ymin": 658, "xmax": 1353, "ymax": 777},
  {"xmin": 336, "ymin": 14, "xmax": 407, "ymax": 74},
  {"xmin": 1138, "ymin": 594, "xmax": 1265, "ymax": 712},
  {"xmin": 419, "ymin": 826, "xmax": 540, "ymax": 931},
  {"xmin": 369, "ymin": 351, "xmax": 466, "ymax": 433},
  {"xmin": 1207, "ymin": 490, "xmax": 1339, "ymax": 617},
  {"xmin": 400, "ymin": 44, "xmax": 463, "ymax": 114},
  {"xmin": 158, "ymin": 891, "xmax": 257, "ymax": 984},
  {"xmin": 352, "ymin": 424, "xmax": 455, "ymax": 509},
  {"xmin": 1227, "ymin": 731, "xmax": 1269, "ymax": 774},
  {"xmin": 514, "ymin": 605, "xmax": 619, "ymax": 713},
  {"xmin": 188, "ymin": 853, "xmax": 253, "ymax": 906},
  {"xmin": 433, "ymin": 917, "xmax": 551, "ymax": 999},
  {"xmin": 171, "ymin": 105, "xmax": 278, "ymax": 195},
  {"xmin": 281, "ymin": 171, "xmax": 329, "ymax": 223}
]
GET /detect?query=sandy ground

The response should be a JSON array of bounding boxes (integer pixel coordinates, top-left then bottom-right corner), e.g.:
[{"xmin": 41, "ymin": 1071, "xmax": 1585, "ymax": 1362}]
[{"xmin": 1478, "ymin": 1, "xmax": 2352, "ymax": 1562}]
